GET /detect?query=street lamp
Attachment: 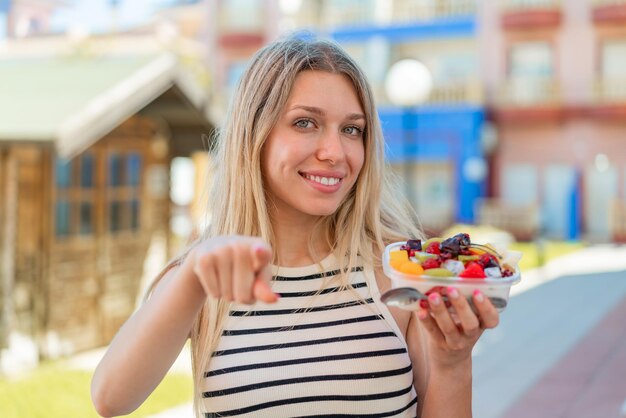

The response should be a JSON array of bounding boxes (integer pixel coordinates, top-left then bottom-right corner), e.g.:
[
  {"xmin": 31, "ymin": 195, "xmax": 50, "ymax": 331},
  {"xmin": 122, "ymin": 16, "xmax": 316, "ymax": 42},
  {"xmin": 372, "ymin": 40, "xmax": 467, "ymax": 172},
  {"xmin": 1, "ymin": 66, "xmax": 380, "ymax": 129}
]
[{"xmin": 384, "ymin": 59, "xmax": 433, "ymax": 210}]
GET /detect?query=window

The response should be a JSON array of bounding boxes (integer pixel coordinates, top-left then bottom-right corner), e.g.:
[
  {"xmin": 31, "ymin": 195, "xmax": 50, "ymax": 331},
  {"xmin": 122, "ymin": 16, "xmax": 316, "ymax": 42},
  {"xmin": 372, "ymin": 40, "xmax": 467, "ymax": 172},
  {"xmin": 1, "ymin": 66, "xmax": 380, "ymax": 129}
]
[
  {"xmin": 54, "ymin": 153, "xmax": 95, "ymax": 237},
  {"xmin": 55, "ymin": 201, "xmax": 71, "ymax": 237},
  {"xmin": 509, "ymin": 41, "xmax": 553, "ymax": 78},
  {"xmin": 221, "ymin": 0, "xmax": 263, "ymax": 30},
  {"xmin": 107, "ymin": 151, "xmax": 142, "ymax": 233},
  {"xmin": 508, "ymin": 42, "xmax": 555, "ymax": 104},
  {"xmin": 601, "ymin": 39, "xmax": 626, "ymax": 77},
  {"xmin": 501, "ymin": 163, "xmax": 538, "ymax": 206},
  {"xmin": 55, "ymin": 159, "xmax": 72, "ymax": 189}
]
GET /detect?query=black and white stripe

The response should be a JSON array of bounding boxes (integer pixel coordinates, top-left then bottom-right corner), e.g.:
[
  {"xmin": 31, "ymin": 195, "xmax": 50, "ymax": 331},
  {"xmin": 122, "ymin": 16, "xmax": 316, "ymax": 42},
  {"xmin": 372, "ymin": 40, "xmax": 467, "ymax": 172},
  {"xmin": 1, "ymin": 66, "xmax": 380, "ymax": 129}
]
[{"xmin": 201, "ymin": 256, "xmax": 417, "ymax": 417}]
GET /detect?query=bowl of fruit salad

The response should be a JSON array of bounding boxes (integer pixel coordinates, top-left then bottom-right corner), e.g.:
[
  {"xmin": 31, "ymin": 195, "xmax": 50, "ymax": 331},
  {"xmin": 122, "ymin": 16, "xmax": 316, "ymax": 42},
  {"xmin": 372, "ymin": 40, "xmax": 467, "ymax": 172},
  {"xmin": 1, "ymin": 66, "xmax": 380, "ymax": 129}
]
[{"xmin": 382, "ymin": 233, "xmax": 522, "ymax": 312}]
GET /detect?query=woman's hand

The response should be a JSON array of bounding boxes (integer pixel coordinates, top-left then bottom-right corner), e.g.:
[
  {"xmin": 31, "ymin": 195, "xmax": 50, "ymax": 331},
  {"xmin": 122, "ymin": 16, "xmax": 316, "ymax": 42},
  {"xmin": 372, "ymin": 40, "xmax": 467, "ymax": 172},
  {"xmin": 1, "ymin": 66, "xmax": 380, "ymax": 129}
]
[
  {"xmin": 416, "ymin": 287, "xmax": 499, "ymax": 369},
  {"xmin": 186, "ymin": 236, "xmax": 279, "ymax": 305}
]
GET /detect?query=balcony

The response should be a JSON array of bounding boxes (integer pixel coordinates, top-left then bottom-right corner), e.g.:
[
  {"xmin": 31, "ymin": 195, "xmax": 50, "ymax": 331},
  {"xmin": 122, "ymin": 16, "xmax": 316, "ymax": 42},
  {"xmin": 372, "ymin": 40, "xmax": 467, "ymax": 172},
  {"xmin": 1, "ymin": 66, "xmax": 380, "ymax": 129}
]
[
  {"xmin": 590, "ymin": 77, "xmax": 626, "ymax": 117},
  {"xmin": 217, "ymin": 1, "xmax": 266, "ymax": 45},
  {"xmin": 391, "ymin": 0, "xmax": 476, "ymax": 23},
  {"xmin": 501, "ymin": 0, "xmax": 562, "ymax": 30},
  {"xmin": 376, "ymin": 80, "xmax": 483, "ymax": 106},
  {"xmin": 476, "ymin": 199, "xmax": 540, "ymax": 241},
  {"xmin": 497, "ymin": 78, "xmax": 560, "ymax": 105},
  {"xmin": 592, "ymin": 0, "xmax": 626, "ymax": 24},
  {"xmin": 492, "ymin": 78, "xmax": 562, "ymax": 121},
  {"xmin": 594, "ymin": 77, "xmax": 626, "ymax": 103},
  {"xmin": 322, "ymin": 0, "xmax": 476, "ymax": 29}
]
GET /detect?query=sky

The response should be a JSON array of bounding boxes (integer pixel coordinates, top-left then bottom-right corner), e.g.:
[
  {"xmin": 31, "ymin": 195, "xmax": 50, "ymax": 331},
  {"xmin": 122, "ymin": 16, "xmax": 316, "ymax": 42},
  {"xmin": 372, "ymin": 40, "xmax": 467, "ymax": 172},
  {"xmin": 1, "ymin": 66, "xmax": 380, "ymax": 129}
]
[{"xmin": 50, "ymin": 0, "xmax": 181, "ymax": 34}]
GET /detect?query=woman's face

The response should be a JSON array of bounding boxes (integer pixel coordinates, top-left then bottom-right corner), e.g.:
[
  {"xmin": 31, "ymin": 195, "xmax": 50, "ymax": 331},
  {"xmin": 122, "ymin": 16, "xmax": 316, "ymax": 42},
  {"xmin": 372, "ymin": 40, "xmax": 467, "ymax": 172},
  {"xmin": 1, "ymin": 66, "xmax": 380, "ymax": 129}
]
[{"xmin": 262, "ymin": 70, "xmax": 366, "ymax": 221}]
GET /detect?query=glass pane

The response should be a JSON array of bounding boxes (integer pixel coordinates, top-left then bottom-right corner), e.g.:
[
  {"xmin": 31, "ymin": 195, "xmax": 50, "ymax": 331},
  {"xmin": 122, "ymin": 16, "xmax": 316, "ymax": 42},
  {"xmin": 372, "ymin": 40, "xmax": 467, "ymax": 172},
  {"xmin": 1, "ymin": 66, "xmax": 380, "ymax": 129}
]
[
  {"xmin": 55, "ymin": 158, "xmax": 72, "ymax": 189},
  {"xmin": 55, "ymin": 200, "xmax": 70, "ymax": 236},
  {"xmin": 109, "ymin": 201, "xmax": 122, "ymax": 232},
  {"xmin": 79, "ymin": 202, "xmax": 93, "ymax": 235},
  {"xmin": 80, "ymin": 154, "xmax": 94, "ymax": 188},
  {"xmin": 130, "ymin": 200, "xmax": 140, "ymax": 231},
  {"xmin": 501, "ymin": 164, "xmax": 538, "ymax": 205},
  {"xmin": 221, "ymin": 0, "xmax": 263, "ymax": 30},
  {"xmin": 602, "ymin": 39, "xmax": 626, "ymax": 77},
  {"xmin": 108, "ymin": 154, "xmax": 123, "ymax": 187},
  {"xmin": 509, "ymin": 42, "xmax": 553, "ymax": 78},
  {"xmin": 127, "ymin": 153, "xmax": 142, "ymax": 186}
]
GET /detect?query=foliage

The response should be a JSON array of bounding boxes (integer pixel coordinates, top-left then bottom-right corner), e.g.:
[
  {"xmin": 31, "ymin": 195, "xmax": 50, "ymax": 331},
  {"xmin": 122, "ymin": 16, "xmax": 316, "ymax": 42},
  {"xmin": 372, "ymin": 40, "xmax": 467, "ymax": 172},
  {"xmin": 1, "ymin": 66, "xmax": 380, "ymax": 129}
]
[{"xmin": 509, "ymin": 240, "xmax": 585, "ymax": 272}]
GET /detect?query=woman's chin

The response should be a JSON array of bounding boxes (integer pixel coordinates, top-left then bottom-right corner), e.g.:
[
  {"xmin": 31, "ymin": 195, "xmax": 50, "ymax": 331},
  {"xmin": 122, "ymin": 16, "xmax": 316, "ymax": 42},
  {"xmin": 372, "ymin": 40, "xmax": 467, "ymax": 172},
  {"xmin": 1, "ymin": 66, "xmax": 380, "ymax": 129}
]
[{"xmin": 303, "ymin": 204, "xmax": 341, "ymax": 217}]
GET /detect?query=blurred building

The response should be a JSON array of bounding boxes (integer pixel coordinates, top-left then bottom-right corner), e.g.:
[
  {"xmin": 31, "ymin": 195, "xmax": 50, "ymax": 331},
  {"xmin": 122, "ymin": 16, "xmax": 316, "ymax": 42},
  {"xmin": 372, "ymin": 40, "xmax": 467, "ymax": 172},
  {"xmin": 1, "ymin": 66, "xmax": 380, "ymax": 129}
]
[
  {"xmin": 0, "ymin": 0, "xmax": 68, "ymax": 39},
  {"xmin": 480, "ymin": 0, "xmax": 626, "ymax": 242},
  {"xmin": 0, "ymin": 27, "xmax": 214, "ymax": 368},
  {"xmin": 161, "ymin": 1, "xmax": 490, "ymax": 238},
  {"xmin": 283, "ymin": 0, "xmax": 487, "ymax": 235}
]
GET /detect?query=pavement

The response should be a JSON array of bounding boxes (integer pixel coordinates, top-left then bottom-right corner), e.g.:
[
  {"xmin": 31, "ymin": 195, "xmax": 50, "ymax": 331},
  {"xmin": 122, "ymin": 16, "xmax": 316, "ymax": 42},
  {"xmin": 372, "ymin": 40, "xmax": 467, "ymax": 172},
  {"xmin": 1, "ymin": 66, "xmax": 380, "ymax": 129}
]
[
  {"xmin": 66, "ymin": 244, "xmax": 626, "ymax": 418},
  {"xmin": 473, "ymin": 244, "xmax": 626, "ymax": 418}
]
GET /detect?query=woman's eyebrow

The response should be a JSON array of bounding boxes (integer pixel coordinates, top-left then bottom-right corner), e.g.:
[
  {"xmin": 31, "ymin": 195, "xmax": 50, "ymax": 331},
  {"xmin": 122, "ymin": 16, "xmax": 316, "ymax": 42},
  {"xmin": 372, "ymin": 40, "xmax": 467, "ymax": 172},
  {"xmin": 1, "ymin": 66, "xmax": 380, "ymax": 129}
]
[
  {"xmin": 346, "ymin": 113, "xmax": 366, "ymax": 121},
  {"xmin": 289, "ymin": 105, "xmax": 325, "ymax": 116},
  {"xmin": 289, "ymin": 105, "xmax": 365, "ymax": 121}
]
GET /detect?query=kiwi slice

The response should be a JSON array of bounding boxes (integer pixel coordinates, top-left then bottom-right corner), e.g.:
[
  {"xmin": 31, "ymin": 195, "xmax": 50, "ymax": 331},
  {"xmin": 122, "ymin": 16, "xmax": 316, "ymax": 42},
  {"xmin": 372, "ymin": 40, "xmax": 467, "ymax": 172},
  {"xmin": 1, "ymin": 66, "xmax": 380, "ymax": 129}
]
[
  {"xmin": 458, "ymin": 255, "xmax": 479, "ymax": 262},
  {"xmin": 423, "ymin": 268, "xmax": 454, "ymax": 277},
  {"xmin": 423, "ymin": 237, "xmax": 443, "ymax": 248},
  {"xmin": 416, "ymin": 252, "xmax": 438, "ymax": 262}
]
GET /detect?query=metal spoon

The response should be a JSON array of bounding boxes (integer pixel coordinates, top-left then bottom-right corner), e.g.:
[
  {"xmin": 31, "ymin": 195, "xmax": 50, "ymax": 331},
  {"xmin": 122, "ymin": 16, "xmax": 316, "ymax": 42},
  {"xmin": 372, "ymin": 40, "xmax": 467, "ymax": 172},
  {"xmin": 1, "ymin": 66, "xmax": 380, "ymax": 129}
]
[{"xmin": 380, "ymin": 287, "xmax": 508, "ymax": 311}]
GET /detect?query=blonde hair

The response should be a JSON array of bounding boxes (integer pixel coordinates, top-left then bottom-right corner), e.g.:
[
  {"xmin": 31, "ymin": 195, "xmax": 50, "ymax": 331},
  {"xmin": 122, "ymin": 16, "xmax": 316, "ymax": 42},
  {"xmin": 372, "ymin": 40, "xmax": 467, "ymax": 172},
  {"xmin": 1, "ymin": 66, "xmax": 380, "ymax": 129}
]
[{"xmin": 154, "ymin": 35, "xmax": 423, "ymax": 416}]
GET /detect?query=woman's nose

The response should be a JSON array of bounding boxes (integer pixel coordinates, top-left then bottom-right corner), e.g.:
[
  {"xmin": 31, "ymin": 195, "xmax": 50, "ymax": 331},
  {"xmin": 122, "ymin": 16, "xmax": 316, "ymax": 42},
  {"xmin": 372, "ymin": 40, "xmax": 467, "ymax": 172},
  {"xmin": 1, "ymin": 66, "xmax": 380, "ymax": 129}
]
[{"xmin": 316, "ymin": 130, "xmax": 345, "ymax": 165}]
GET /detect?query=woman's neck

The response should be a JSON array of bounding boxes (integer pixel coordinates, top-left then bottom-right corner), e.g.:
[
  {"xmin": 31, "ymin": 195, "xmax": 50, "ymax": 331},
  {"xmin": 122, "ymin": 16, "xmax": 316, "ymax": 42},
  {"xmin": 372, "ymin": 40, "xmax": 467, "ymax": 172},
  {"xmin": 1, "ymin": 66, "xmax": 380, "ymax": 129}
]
[{"xmin": 271, "ymin": 215, "xmax": 331, "ymax": 267}]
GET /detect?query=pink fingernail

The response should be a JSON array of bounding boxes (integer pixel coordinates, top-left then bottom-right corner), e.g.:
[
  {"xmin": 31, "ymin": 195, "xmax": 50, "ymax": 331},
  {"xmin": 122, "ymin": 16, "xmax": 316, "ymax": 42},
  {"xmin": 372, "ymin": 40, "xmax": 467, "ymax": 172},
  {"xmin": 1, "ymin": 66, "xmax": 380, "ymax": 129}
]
[
  {"xmin": 417, "ymin": 309, "xmax": 428, "ymax": 320},
  {"xmin": 447, "ymin": 287, "xmax": 459, "ymax": 299},
  {"xmin": 473, "ymin": 289, "xmax": 484, "ymax": 303},
  {"xmin": 428, "ymin": 293, "xmax": 441, "ymax": 306}
]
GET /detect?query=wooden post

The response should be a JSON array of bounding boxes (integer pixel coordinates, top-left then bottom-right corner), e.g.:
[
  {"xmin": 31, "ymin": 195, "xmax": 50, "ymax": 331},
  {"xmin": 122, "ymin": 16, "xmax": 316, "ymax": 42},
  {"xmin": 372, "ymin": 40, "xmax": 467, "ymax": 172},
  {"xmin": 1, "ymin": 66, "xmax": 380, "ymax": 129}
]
[{"xmin": 1, "ymin": 152, "xmax": 17, "ymax": 354}]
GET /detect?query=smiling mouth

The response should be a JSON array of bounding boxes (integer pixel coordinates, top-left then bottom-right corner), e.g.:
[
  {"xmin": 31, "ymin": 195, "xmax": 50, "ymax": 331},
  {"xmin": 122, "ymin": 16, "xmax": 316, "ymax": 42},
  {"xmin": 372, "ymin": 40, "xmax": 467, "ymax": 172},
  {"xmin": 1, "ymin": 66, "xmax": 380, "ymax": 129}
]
[{"xmin": 300, "ymin": 173, "xmax": 343, "ymax": 186}]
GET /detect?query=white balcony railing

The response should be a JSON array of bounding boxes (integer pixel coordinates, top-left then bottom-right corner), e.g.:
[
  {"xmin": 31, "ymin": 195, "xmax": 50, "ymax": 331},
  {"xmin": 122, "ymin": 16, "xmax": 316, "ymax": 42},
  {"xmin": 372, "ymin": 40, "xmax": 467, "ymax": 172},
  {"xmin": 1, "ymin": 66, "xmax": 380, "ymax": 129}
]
[
  {"xmin": 375, "ymin": 80, "xmax": 483, "ymax": 106},
  {"xmin": 321, "ymin": 0, "xmax": 477, "ymax": 29},
  {"xmin": 594, "ymin": 77, "xmax": 626, "ymax": 103},
  {"xmin": 392, "ymin": 0, "xmax": 476, "ymax": 23},
  {"xmin": 501, "ymin": 0, "xmax": 561, "ymax": 11},
  {"xmin": 592, "ymin": 0, "xmax": 626, "ymax": 7},
  {"xmin": 496, "ymin": 78, "xmax": 560, "ymax": 106},
  {"xmin": 476, "ymin": 199, "xmax": 540, "ymax": 240}
]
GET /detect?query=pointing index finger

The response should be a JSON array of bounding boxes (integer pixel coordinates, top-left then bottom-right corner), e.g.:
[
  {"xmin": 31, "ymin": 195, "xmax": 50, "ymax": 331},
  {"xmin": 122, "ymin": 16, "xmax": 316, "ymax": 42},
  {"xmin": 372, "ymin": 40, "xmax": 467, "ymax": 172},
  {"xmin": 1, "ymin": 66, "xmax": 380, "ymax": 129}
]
[{"xmin": 250, "ymin": 242, "xmax": 272, "ymax": 273}]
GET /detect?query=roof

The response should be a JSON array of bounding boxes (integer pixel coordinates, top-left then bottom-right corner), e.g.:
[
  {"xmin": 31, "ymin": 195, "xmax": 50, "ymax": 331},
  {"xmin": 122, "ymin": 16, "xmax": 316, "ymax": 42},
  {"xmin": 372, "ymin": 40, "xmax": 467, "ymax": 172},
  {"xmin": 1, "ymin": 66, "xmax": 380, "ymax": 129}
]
[{"xmin": 0, "ymin": 53, "xmax": 212, "ymax": 157}]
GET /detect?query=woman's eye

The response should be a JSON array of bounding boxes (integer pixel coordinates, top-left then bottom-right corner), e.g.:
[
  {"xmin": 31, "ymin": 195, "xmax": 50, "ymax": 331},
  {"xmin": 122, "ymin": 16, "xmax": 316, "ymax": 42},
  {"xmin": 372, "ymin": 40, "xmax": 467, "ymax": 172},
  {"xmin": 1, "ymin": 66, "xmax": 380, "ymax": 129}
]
[
  {"xmin": 343, "ymin": 126, "xmax": 364, "ymax": 136},
  {"xmin": 294, "ymin": 119, "xmax": 314, "ymax": 129}
]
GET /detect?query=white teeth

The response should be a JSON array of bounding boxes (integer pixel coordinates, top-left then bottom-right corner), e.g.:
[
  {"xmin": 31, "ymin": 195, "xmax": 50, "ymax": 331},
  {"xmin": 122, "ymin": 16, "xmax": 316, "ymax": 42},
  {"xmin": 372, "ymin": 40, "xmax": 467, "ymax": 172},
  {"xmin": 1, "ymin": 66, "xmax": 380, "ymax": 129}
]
[{"xmin": 305, "ymin": 174, "xmax": 340, "ymax": 186}]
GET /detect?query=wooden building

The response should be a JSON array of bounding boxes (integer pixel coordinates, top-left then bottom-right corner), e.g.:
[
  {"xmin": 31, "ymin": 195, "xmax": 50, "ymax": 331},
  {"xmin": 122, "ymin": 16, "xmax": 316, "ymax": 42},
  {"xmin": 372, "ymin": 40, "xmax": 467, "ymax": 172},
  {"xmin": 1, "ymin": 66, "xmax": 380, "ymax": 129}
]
[{"xmin": 0, "ymin": 53, "xmax": 214, "ymax": 370}]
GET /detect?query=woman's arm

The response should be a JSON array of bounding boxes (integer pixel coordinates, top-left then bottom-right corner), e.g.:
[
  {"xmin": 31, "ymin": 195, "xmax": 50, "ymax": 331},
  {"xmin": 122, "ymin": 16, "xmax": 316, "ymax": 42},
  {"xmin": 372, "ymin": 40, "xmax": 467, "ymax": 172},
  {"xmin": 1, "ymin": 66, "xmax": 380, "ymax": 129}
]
[
  {"xmin": 91, "ymin": 237, "xmax": 276, "ymax": 417},
  {"xmin": 407, "ymin": 290, "xmax": 499, "ymax": 418},
  {"xmin": 91, "ymin": 259, "xmax": 205, "ymax": 417}
]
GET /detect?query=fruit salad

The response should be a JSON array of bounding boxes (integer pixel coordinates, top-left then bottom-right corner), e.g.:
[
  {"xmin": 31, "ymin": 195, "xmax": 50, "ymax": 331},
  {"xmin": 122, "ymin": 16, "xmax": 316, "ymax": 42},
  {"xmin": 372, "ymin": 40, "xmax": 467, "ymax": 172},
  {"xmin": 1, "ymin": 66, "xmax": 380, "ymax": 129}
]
[{"xmin": 383, "ymin": 233, "xmax": 522, "ymax": 311}]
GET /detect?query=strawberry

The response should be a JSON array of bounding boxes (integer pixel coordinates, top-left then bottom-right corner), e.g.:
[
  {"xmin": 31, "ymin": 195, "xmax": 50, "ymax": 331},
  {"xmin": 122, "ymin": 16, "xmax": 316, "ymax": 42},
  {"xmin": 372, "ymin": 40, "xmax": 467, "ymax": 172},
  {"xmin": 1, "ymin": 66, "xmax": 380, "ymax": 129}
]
[
  {"xmin": 425, "ymin": 242, "xmax": 441, "ymax": 255},
  {"xmin": 421, "ymin": 258, "xmax": 441, "ymax": 270},
  {"xmin": 459, "ymin": 262, "xmax": 486, "ymax": 279}
]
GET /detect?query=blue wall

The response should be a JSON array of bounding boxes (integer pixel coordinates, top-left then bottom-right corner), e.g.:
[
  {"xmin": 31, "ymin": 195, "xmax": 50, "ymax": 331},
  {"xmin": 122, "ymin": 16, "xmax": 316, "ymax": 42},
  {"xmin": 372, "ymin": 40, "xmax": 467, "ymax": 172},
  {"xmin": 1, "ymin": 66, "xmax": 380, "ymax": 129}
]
[
  {"xmin": 327, "ymin": 14, "xmax": 485, "ymax": 223},
  {"xmin": 378, "ymin": 106, "xmax": 486, "ymax": 224},
  {"xmin": 330, "ymin": 15, "xmax": 476, "ymax": 43}
]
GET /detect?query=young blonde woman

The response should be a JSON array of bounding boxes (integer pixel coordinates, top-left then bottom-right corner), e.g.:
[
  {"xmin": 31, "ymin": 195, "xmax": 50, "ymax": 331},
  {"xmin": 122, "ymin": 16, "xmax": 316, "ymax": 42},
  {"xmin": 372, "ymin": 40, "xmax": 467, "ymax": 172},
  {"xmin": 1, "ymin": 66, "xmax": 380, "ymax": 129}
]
[{"xmin": 91, "ymin": 36, "xmax": 499, "ymax": 418}]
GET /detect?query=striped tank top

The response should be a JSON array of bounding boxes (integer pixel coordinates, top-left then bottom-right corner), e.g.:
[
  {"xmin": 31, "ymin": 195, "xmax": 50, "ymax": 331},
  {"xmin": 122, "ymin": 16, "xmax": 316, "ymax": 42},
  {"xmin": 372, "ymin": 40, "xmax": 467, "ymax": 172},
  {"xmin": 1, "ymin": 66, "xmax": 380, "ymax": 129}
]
[{"xmin": 200, "ymin": 254, "xmax": 418, "ymax": 417}]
